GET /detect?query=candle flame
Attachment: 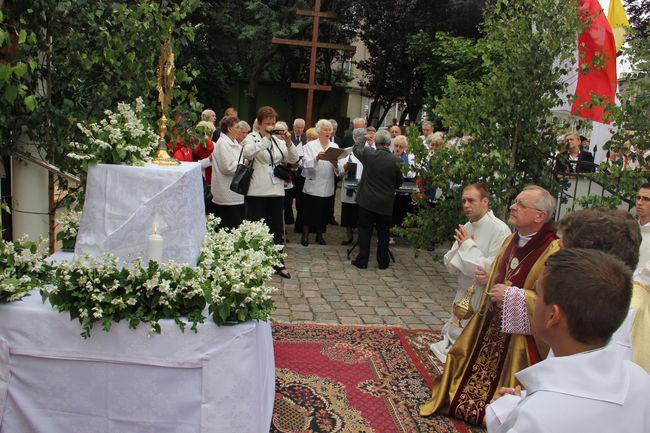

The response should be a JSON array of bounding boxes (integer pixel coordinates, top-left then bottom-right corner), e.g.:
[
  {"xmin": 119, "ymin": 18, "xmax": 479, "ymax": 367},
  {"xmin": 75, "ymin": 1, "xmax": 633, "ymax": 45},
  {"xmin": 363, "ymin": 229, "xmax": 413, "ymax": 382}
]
[{"xmin": 153, "ymin": 224, "xmax": 157, "ymax": 234}]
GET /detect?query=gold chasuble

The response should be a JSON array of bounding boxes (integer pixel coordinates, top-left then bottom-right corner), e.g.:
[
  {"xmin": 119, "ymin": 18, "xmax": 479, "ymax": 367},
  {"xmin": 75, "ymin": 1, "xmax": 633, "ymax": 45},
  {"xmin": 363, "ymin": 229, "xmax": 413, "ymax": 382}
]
[
  {"xmin": 420, "ymin": 221, "xmax": 559, "ymax": 426},
  {"xmin": 631, "ymin": 280, "xmax": 650, "ymax": 372}
]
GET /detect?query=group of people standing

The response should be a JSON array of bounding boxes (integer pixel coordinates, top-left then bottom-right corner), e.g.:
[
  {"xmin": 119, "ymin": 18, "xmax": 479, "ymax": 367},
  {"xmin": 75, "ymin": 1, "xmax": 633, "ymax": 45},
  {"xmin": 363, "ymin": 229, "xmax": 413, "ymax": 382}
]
[{"xmin": 170, "ymin": 106, "xmax": 417, "ymax": 276}]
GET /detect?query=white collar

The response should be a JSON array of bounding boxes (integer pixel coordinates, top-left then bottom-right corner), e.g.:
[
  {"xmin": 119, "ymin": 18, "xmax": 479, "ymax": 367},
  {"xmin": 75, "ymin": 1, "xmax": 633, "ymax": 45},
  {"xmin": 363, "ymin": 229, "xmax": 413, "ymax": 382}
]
[
  {"xmin": 220, "ymin": 133, "xmax": 238, "ymax": 146},
  {"xmin": 470, "ymin": 210, "xmax": 495, "ymax": 229},
  {"xmin": 516, "ymin": 232, "xmax": 536, "ymax": 247},
  {"xmin": 516, "ymin": 342, "xmax": 629, "ymax": 404}
]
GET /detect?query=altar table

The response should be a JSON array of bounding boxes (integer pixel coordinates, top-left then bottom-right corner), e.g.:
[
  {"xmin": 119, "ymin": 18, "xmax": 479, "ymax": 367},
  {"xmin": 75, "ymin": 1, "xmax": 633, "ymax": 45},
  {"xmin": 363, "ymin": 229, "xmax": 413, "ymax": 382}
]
[
  {"xmin": 75, "ymin": 162, "xmax": 206, "ymax": 266},
  {"xmin": 0, "ymin": 291, "xmax": 274, "ymax": 433}
]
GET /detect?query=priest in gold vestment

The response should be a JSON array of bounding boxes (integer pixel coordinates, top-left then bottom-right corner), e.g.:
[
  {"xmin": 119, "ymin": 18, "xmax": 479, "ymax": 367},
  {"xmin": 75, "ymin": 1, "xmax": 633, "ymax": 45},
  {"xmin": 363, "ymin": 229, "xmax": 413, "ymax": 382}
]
[{"xmin": 420, "ymin": 185, "xmax": 559, "ymax": 425}]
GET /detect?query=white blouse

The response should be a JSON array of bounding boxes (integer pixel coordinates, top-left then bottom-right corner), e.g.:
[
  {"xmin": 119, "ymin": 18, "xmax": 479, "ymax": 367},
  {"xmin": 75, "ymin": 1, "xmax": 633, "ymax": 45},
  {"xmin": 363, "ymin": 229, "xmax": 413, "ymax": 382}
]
[{"xmin": 301, "ymin": 139, "xmax": 342, "ymax": 197}]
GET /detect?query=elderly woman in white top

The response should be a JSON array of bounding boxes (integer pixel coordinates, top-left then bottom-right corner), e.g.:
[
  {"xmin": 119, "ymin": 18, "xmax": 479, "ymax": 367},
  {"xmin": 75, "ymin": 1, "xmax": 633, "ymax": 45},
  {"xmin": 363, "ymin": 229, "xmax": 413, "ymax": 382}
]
[
  {"xmin": 210, "ymin": 115, "xmax": 244, "ymax": 230},
  {"xmin": 242, "ymin": 106, "xmax": 299, "ymax": 278},
  {"xmin": 392, "ymin": 134, "xmax": 415, "ymax": 228},
  {"xmin": 300, "ymin": 119, "xmax": 342, "ymax": 246}
]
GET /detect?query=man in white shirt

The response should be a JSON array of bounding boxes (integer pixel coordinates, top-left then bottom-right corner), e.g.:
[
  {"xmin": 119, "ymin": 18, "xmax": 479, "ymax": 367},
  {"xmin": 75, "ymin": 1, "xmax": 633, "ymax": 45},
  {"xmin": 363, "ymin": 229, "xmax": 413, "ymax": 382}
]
[
  {"xmin": 487, "ymin": 249, "xmax": 650, "ymax": 433},
  {"xmin": 430, "ymin": 183, "xmax": 511, "ymax": 362},
  {"xmin": 635, "ymin": 182, "xmax": 650, "ymax": 274}
]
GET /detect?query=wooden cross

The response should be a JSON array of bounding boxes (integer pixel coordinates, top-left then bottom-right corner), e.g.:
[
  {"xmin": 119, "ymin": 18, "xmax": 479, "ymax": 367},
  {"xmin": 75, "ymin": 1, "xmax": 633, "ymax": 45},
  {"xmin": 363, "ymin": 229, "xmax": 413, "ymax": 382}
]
[{"xmin": 272, "ymin": 0, "xmax": 355, "ymax": 127}]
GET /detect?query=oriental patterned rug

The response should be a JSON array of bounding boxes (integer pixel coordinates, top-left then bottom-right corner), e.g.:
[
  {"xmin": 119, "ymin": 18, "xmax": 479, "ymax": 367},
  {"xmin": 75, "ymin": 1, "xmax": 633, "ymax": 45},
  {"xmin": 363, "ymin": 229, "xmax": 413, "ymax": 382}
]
[{"xmin": 271, "ymin": 323, "xmax": 485, "ymax": 433}]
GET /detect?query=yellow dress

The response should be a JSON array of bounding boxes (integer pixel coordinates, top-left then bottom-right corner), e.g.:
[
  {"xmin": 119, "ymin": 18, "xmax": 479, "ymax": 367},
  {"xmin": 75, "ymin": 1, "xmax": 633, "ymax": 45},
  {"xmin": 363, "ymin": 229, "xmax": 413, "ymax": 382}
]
[{"xmin": 420, "ymin": 227, "xmax": 559, "ymax": 426}]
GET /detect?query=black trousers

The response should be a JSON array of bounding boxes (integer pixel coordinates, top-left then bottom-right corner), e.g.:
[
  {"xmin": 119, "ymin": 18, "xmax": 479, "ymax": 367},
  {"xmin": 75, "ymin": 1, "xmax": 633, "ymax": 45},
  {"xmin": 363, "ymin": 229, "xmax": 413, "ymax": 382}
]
[
  {"xmin": 212, "ymin": 203, "xmax": 245, "ymax": 230},
  {"xmin": 245, "ymin": 196, "xmax": 285, "ymax": 246},
  {"xmin": 355, "ymin": 206, "xmax": 391, "ymax": 268}
]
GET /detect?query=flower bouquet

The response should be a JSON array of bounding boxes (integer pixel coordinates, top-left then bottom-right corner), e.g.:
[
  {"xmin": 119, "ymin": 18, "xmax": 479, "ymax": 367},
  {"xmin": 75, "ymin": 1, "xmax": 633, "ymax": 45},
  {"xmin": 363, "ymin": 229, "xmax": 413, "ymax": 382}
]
[
  {"xmin": 68, "ymin": 97, "xmax": 159, "ymax": 169},
  {"xmin": 198, "ymin": 215, "xmax": 283, "ymax": 325}
]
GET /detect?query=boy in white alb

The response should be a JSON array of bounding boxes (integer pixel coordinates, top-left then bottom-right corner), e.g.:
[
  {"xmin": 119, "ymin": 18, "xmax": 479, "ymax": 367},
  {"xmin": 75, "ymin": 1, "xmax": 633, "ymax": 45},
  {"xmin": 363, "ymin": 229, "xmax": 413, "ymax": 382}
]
[{"xmin": 487, "ymin": 249, "xmax": 650, "ymax": 433}]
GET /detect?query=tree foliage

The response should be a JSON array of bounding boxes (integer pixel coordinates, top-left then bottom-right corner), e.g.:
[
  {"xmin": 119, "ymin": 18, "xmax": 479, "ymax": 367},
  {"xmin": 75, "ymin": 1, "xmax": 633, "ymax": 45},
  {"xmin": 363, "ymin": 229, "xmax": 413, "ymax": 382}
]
[
  {"xmin": 397, "ymin": 0, "xmax": 581, "ymax": 249},
  {"xmin": 1, "ymin": 0, "xmax": 201, "ymax": 172},
  {"xmin": 336, "ymin": 0, "xmax": 485, "ymax": 126}
]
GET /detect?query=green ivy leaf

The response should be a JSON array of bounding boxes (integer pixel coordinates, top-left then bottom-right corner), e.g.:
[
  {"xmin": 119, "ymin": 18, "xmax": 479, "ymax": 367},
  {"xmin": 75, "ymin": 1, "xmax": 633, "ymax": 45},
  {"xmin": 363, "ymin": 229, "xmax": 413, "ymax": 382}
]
[
  {"xmin": 2, "ymin": 86, "xmax": 17, "ymax": 104},
  {"xmin": 14, "ymin": 62, "xmax": 27, "ymax": 79},
  {"xmin": 24, "ymin": 95, "xmax": 37, "ymax": 112}
]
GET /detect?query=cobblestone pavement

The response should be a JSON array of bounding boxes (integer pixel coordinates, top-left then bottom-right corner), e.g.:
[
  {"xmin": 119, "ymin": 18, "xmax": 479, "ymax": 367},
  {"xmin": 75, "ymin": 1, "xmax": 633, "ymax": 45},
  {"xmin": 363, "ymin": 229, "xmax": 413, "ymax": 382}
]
[{"xmin": 269, "ymin": 194, "xmax": 457, "ymax": 330}]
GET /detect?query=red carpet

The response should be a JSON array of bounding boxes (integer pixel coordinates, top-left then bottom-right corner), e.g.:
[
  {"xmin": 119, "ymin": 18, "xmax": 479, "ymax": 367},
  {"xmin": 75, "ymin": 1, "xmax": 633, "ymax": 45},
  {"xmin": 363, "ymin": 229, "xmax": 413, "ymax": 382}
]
[{"xmin": 271, "ymin": 323, "xmax": 485, "ymax": 433}]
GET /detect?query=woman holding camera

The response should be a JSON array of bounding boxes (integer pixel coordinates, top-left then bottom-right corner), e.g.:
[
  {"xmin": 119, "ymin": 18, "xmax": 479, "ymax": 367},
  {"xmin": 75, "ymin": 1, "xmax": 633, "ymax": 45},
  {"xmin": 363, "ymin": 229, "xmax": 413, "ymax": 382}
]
[
  {"xmin": 300, "ymin": 119, "xmax": 341, "ymax": 246},
  {"xmin": 242, "ymin": 106, "xmax": 298, "ymax": 278}
]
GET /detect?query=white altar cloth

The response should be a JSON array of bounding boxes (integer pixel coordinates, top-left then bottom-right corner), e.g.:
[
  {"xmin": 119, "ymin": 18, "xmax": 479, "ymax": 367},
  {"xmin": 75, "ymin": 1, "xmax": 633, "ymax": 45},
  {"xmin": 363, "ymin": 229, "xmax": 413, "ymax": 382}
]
[
  {"xmin": 75, "ymin": 162, "xmax": 206, "ymax": 266},
  {"xmin": 0, "ymin": 292, "xmax": 275, "ymax": 433}
]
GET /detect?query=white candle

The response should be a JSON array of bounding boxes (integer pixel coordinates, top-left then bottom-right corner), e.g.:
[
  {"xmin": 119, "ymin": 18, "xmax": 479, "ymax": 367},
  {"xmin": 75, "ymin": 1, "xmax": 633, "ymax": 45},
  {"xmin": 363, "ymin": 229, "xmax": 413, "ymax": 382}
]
[{"xmin": 147, "ymin": 230, "xmax": 164, "ymax": 263}]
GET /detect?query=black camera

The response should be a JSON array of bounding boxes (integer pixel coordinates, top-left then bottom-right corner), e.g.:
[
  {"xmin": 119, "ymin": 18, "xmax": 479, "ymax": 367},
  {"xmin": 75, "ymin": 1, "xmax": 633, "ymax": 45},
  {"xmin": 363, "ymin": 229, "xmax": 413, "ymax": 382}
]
[{"xmin": 270, "ymin": 129, "xmax": 287, "ymax": 135}]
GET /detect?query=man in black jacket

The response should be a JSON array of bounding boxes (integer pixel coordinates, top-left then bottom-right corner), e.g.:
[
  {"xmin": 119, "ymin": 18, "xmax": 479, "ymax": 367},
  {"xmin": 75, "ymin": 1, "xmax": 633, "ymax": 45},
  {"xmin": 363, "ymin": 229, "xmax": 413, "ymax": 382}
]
[{"xmin": 352, "ymin": 129, "xmax": 403, "ymax": 269}]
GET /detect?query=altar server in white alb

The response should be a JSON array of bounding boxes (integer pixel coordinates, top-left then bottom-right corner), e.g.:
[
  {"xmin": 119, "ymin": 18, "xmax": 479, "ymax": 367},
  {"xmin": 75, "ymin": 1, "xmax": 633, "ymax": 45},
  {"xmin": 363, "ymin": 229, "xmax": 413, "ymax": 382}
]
[
  {"xmin": 486, "ymin": 249, "xmax": 650, "ymax": 433},
  {"xmin": 430, "ymin": 183, "xmax": 511, "ymax": 362}
]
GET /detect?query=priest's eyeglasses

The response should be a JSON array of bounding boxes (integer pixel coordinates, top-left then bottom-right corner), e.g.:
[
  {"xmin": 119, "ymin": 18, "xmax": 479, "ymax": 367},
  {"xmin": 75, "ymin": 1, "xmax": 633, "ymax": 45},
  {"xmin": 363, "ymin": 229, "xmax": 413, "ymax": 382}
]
[{"xmin": 511, "ymin": 199, "xmax": 544, "ymax": 212}]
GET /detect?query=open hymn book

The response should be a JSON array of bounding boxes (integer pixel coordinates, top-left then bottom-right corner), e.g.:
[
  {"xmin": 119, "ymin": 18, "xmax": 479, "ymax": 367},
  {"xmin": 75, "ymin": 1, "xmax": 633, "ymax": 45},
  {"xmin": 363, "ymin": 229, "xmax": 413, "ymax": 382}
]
[{"xmin": 323, "ymin": 147, "xmax": 353, "ymax": 164}]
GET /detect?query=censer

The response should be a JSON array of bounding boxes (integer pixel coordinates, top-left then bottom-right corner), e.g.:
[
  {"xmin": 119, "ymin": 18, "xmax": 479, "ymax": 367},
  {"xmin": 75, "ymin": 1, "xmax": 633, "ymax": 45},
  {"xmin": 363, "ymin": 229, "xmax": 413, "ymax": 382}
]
[{"xmin": 452, "ymin": 285, "xmax": 475, "ymax": 328}]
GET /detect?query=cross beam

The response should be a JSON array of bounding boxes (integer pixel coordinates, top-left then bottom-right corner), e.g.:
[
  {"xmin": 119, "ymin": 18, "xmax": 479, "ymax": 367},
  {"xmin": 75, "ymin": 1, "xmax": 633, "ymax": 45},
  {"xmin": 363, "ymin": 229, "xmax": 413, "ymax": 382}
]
[{"xmin": 271, "ymin": 0, "xmax": 355, "ymax": 127}]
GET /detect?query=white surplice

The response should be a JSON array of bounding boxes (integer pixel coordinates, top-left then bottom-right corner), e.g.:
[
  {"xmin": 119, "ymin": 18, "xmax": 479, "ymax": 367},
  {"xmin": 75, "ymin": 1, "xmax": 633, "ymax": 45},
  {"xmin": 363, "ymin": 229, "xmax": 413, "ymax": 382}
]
[
  {"xmin": 433, "ymin": 210, "xmax": 511, "ymax": 359},
  {"xmin": 486, "ymin": 342, "xmax": 650, "ymax": 433}
]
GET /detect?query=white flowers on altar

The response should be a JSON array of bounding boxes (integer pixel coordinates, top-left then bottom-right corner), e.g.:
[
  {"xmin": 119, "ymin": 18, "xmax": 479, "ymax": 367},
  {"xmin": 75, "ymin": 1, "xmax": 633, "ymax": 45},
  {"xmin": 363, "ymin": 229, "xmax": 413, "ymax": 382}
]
[
  {"xmin": 39, "ymin": 215, "xmax": 283, "ymax": 338},
  {"xmin": 198, "ymin": 215, "xmax": 284, "ymax": 325},
  {"xmin": 68, "ymin": 97, "xmax": 158, "ymax": 168},
  {"xmin": 0, "ymin": 236, "xmax": 51, "ymax": 303}
]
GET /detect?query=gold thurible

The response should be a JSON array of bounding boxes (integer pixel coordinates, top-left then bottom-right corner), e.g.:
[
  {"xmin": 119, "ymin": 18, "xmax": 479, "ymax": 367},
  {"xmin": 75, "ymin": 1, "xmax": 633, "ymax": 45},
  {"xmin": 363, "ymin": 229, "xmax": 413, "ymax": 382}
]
[{"xmin": 453, "ymin": 285, "xmax": 475, "ymax": 328}]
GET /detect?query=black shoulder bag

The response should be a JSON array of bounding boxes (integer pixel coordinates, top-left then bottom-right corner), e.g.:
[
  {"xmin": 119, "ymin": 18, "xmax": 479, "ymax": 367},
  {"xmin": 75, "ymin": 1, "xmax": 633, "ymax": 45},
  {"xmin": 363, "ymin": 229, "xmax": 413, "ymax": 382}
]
[{"xmin": 229, "ymin": 144, "xmax": 254, "ymax": 195}]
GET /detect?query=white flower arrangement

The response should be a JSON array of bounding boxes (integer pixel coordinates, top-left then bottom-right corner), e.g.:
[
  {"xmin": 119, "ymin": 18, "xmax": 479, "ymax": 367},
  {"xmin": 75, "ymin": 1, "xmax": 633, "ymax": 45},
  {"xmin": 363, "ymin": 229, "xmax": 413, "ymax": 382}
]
[
  {"xmin": 56, "ymin": 209, "xmax": 82, "ymax": 250},
  {"xmin": 198, "ymin": 215, "xmax": 284, "ymax": 325},
  {"xmin": 44, "ymin": 254, "xmax": 206, "ymax": 338},
  {"xmin": 0, "ymin": 236, "xmax": 51, "ymax": 303},
  {"xmin": 68, "ymin": 97, "xmax": 158, "ymax": 168},
  {"xmin": 40, "ymin": 215, "xmax": 283, "ymax": 338}
]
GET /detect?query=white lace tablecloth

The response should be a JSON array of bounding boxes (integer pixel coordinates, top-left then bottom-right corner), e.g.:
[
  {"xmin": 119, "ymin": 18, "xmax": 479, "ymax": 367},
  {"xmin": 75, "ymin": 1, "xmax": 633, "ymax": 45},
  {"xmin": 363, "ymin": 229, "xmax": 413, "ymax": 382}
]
[
  {"xmin": 0, "ymin": 291, "xmax": 275, "ymax": 433},
  {"xmin": 75, "ymin": 162, "xmax": 206, "ymax": 266}
]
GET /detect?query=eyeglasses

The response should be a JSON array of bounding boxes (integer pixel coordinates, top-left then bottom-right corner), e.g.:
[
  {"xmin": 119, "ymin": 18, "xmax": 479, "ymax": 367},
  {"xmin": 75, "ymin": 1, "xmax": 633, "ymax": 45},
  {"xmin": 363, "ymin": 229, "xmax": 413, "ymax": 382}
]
[
  {"xmin": 637, "ymin": 195, "xmax": 650, "ymax": 203},
  {"xmin": 511, "ymin": 199, "xmax": 544, "ymax": 212}
]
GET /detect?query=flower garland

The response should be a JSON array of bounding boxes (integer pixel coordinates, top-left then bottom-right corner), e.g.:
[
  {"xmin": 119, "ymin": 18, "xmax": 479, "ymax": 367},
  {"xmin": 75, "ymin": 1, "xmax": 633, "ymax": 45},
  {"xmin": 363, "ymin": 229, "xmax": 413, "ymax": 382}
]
[
  {"xmin": 39, "ymin": 215, "xmax": 283, "ymax": 338},
  {"xmin": 0, "ymin": 236, "xmax": 51, "ymax": 303},
  {"xmin": 43, "ymin": 255, "xmax": 206, "ymax": 338}
]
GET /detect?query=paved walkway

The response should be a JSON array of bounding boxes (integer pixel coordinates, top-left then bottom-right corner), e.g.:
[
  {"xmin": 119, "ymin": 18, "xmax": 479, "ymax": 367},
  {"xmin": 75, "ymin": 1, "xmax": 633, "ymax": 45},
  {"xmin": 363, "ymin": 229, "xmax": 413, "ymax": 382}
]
[{"xmin": 270, "ymin": 193, "xmax": 457, "ymax": 330}]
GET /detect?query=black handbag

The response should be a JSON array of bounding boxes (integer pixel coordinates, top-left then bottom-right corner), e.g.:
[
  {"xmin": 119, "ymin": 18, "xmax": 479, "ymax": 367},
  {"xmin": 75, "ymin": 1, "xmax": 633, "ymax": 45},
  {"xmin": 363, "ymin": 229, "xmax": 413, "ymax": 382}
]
[
  {"xmin": 269, "ymin": 137, "xmax": 292, "ymax": 181},
  {"xmin": 229, "ymin": 146, "xmax": 254, "ymax": 195}
]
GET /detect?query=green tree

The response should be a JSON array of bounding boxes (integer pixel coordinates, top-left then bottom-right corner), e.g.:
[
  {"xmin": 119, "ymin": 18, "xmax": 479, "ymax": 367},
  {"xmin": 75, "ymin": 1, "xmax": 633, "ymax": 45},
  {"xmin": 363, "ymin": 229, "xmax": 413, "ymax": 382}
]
[
  {"xmin": 396, "ymin": 0, "xmax": 581, "ymax": 250},
  {"xmin": 1, "ymin": 0, "xmax": 201, "ymax": 172}
]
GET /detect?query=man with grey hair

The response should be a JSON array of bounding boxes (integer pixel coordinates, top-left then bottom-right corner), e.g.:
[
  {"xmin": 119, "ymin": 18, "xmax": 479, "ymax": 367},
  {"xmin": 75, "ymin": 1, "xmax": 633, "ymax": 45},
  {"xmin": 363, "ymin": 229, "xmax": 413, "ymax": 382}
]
[
  {"xmin": 342, "ymin": 117, "xmax": 367, "ymax": 148},
  {"xmin": 291, "ymin": 118, "xmax": 306, "ymax": 147},
  {"xmin": 421, "ymin": 185, "xmax": 560, "ymax": 426},
  {"xmin": 351, "ymin": 129, "xmax": 403, "ymax": 269},
  {"xmin": 328, "ymin": 118, "xmax": 342, "ymax": 146},
  {"xmin": 421, "ymin": 120, "xmax": 434, "ymax": 143}
]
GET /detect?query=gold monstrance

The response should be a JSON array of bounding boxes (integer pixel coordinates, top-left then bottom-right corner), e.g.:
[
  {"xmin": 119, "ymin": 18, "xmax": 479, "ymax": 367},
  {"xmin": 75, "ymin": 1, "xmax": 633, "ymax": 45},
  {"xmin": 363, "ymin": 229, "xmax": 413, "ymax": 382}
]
[{"xmin": 152, "ymin": 33, "xmax": 180, "ymax": 165}]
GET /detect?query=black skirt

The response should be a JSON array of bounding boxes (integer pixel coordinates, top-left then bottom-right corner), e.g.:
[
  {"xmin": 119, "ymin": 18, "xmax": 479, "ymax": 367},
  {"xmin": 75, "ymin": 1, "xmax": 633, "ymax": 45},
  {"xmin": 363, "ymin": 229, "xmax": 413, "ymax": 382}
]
[{"xmin": 301, "ymin": 192, "xmax": 332, "ymax": 230}]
